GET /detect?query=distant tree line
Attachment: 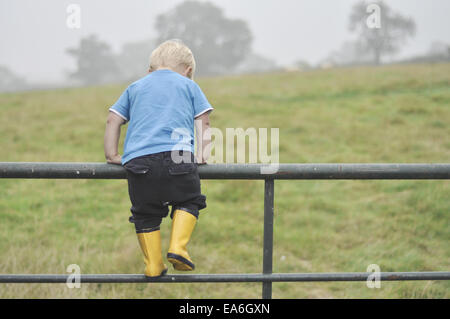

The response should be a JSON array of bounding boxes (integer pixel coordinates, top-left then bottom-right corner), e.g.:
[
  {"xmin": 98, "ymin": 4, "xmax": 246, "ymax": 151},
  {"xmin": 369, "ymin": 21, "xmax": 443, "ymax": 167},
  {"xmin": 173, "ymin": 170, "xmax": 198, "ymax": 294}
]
[
  {"xmin": 65, "ymin": 0, "xmax": 266, "ymax": 86},
  {"xmin": 2, "ymin": 0, "xmax": 448, "ymax": 91},
  {"xmin": 65, "ymin": 0, "xmax": 446, "ymax": 86}
]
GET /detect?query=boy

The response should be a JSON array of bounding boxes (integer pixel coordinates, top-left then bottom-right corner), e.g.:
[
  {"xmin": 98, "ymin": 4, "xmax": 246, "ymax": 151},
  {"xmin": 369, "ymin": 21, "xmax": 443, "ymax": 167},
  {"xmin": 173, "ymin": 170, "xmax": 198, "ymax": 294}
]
[{"xmin": 104, "ymin": 39, "xmax": 213, "ymax": 277}]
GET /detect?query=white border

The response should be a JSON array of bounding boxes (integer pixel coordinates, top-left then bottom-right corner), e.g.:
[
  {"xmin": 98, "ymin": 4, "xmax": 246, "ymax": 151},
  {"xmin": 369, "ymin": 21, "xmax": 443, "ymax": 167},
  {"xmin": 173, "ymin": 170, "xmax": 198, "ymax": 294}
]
[
  {"xmin": 194, "ymin": 107, "xmax": 214, "ymax": 118},
  {"xmin": 109, "ymin": 108, "xmax": 128, "ymax": 122}
]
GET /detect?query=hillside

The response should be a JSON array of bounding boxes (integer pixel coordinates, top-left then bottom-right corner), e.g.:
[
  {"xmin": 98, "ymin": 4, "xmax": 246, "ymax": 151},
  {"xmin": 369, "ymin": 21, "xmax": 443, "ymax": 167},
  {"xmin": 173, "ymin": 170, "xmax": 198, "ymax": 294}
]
[{"xmin": 0, "ymin": 63, "xmax": 449, "ymax": 298}]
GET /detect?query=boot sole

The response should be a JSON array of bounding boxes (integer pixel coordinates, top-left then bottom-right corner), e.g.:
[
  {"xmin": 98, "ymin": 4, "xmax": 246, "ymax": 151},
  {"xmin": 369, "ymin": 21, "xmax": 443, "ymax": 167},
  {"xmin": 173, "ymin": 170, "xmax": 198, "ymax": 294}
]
[
  {"xmin": 167, "ymin": 253, "xmax": 195, "ymax": 271},
  {"xmin": 144, "ymin": 268, "xmax": 168, "ymax": 278}
]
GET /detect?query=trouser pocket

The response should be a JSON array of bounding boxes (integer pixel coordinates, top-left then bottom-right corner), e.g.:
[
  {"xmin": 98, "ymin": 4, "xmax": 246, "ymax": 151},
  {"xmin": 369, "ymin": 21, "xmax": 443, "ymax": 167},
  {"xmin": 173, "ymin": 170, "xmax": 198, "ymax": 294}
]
[
  {"xmin": 124, "ymin": 157, "xmax": 150, "ymax": 174},
  {"xmin": 168, "ymin": 162, "xmax": 196, "ymax": 176}
]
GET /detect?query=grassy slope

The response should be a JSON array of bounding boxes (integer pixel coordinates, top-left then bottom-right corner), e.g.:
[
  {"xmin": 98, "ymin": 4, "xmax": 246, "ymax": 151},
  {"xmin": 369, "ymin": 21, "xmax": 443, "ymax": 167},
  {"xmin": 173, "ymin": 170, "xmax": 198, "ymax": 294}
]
[{"xmin": 0, "ymin": 64, "xmax": 449, "ymax": 298}]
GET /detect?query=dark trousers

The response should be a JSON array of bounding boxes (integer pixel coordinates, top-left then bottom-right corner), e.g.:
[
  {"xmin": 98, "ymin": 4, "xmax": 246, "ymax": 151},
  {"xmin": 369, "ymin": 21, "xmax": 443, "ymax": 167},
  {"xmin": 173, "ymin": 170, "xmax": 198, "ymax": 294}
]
[{"xmin": 124, "ymin": 151, "xmax": 206, "ymax": 233}]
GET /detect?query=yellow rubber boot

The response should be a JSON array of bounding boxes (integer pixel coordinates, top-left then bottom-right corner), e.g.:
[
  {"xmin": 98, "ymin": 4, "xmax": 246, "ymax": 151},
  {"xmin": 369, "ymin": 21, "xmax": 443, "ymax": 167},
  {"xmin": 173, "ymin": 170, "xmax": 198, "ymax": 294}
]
[
  {"xmin": 137, "ymin": 230, "xmax": 168, "ymax": 277},
  {"xmin": 167, "ymin": 209, "xmax": 197, "ymax": 271}
]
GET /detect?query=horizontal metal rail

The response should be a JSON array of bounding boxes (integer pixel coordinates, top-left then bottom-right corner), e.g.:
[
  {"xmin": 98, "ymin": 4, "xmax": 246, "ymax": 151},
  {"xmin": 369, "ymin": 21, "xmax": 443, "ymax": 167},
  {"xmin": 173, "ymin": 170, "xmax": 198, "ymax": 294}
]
[
  {"xmin": 0, "ymin": 162, "xmax": 449, "ymax": 179},
  {"xmin": 1, "ymin": 272, "xmax": 450, "ymax": 283}
]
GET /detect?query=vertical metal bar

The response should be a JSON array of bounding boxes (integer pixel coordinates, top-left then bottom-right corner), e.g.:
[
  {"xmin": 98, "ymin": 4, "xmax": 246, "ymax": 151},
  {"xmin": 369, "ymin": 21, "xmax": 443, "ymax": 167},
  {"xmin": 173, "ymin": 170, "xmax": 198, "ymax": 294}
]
[{"xmin": 262, "ymin": 178, "xmax": 274, "ymax": 299}]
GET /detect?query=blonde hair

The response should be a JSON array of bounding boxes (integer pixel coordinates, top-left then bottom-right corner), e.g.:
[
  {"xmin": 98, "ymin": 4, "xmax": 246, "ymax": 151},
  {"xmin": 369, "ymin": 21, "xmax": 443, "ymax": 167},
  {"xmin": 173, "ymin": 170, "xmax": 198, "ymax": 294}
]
[{"xmin": 149, "ymin": 39, "xmax": 196, "ymax": 79}]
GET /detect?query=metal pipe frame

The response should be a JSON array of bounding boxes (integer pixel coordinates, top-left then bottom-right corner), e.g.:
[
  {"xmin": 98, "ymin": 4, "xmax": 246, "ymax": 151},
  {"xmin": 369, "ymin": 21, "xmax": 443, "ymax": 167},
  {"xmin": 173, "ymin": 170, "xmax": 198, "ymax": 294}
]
[
  {"xmin": 0, "ymin": 162, "xmax": 449, "ymax": 180},
  {"xmin": 1, "ymin": 162, "xmax": 449, "ymax": 299},
  {"xmin": 1, "ymin": 272, "xmax": 449, "ymax": 283}
]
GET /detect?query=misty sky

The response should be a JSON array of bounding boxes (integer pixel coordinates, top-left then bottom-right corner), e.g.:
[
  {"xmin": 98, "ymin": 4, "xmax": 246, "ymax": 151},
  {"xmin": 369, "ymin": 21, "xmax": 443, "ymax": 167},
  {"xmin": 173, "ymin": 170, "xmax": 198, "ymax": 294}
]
[{"xmin": 1, "ymin": 0, "xmax": 449, "ymax": 83}]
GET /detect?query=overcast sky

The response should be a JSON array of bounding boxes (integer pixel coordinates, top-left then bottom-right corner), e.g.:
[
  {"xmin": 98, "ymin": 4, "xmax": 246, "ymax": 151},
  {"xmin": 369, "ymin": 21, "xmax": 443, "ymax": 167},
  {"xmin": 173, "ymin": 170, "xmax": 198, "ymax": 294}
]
[{"xmin": 1, "ymin": 0, "xmax": 449, "ymax": 83}]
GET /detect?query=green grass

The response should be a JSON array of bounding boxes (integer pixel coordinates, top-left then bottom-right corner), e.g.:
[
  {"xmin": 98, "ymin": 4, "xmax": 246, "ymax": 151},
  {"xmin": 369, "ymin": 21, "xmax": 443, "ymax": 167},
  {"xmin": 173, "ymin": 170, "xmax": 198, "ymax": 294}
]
[{"xmin": 0, "ymin": 63, "xmax": 449, "ymax": 298}]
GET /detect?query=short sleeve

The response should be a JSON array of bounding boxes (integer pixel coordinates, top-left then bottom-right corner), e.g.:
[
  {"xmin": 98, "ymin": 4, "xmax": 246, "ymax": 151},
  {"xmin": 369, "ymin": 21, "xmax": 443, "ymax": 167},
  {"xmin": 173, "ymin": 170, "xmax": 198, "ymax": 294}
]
[
  {"xmin": 191, "ymin": 82, "xmax": 213, "ymax": 118},
  {"xmin": 109, "ymin": 87, "xmax": 130, "ymax": 122}
]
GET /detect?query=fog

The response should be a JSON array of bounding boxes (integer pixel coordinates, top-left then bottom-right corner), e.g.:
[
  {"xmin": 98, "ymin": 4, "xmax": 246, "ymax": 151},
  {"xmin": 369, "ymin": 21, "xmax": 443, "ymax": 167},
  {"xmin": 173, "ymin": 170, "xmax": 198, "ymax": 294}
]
[{"xmin": 0, "ymin": 0, "xmax": 449, "ymax": 88}]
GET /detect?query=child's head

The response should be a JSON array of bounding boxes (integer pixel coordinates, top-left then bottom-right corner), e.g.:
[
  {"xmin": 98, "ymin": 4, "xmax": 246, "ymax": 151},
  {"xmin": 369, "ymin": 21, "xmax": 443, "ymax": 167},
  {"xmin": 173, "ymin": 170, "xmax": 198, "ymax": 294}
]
[{"xmin": 149, "ymin": 39, "xmax": 196, "ymax": 79}]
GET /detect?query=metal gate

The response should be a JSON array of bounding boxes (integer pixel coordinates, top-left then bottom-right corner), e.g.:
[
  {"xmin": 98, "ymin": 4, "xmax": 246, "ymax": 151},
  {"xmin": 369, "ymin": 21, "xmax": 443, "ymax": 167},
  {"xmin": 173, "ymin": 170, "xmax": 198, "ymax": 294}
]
[{"xmin": 1, "ymin": 162, "xmax": 449, "ymax": 299}]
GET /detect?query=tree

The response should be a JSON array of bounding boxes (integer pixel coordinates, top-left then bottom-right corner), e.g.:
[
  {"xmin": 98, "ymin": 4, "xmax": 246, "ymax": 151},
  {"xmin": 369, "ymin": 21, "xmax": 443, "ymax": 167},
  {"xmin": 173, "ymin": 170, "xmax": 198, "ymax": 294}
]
[
  {"xmin": 116, "ymin": 39, "xmax": 156, "ymax": 81},
  {"xmin": 155, "ymin": 1, "xmax": 252, "ymax": 75},
  {"xmin": 0, "ymin": 65, "xmax": 27, "ymax": 92},
  {"xmin": 325, "ymin": 41, "xmax": 373, "ymax": 67},
  {"xmin": 349, "ymin": 1, "xmax": 416, "ymax": 65},
  {"xmin": 234, "ymin": 52, "xmax": 278, "ymax": 74},
  {"xmin": 428, "ymin": 41, "xmax": 450, "ymax": 58},
  {"xmin": 66, "ymin": 34, "xmax": 121, "ymax": 85}
]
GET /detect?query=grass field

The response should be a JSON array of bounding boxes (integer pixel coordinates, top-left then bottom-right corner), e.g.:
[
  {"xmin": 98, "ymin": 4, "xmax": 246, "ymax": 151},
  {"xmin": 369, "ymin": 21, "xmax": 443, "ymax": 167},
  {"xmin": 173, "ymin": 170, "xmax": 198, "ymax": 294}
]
[{"xmin": 0, "ymin": 63, "xmax": 449, "ymax": 298}]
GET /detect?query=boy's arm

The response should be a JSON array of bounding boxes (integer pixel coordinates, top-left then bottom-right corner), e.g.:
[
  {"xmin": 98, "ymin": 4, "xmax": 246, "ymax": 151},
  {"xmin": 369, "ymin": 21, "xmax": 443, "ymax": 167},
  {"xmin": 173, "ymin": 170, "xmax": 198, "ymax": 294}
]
[
  {"xmin": 194, "ymin": 111, "xmax": 211, "ymax": 164},
  {"xmin": 104, "ymin": 111, "xmax": 126, "ymax": 165}
]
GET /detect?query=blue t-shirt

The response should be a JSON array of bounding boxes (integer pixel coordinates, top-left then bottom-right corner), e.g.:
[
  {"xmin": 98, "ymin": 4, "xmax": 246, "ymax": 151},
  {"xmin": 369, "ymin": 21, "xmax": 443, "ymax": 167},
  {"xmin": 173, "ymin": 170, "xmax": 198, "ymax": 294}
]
[{"xmin": 109, "ymin": 69, "xmax": 213, "ymax": 165}]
